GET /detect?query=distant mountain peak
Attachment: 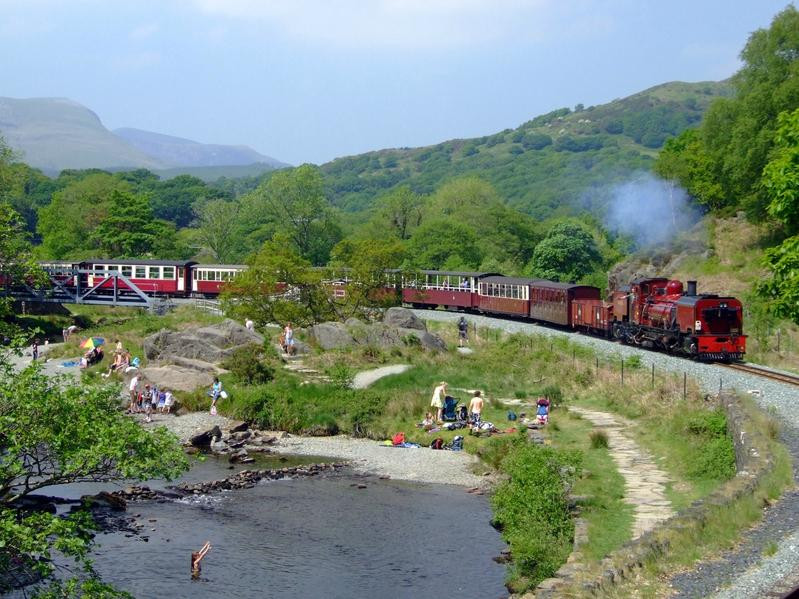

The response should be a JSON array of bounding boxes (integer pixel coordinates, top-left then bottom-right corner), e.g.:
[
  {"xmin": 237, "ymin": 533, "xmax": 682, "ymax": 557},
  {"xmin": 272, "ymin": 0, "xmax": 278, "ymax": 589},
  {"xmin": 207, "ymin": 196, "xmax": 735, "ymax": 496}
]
[{"xmin": 113, "ymin": 127, "xmax": 287, "ymax": 169}]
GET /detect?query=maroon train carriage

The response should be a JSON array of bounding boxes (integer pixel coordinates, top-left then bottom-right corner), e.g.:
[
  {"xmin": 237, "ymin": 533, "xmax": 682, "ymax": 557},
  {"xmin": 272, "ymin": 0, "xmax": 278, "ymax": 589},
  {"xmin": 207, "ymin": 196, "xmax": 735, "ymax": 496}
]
[
  {"xmin": 571, "ymin": 298, "xmax": 612, "ymax": 335},
  {"xmin": 476, "ymin": 276, "xmax": 537, "ymax": 317},
  {"xmin": 403, "ymin": 271, "xmax": 499, "ymax": 310},
  {"xmin": 192, "ymin": 264, "xmax": 247, "ymax": 297},
  {"xmin": 529, "ymin": 281, "xmax": 601, "ymax": 326},
  {"xmin": 83, "ymin": 259, "xmax": 196, "ymax": 296}
]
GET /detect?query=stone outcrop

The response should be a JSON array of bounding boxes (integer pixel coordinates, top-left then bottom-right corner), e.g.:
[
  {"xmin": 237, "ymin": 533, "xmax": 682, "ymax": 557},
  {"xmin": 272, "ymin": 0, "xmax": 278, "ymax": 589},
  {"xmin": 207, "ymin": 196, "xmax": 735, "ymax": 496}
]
[
  {"xmin": 308, "ymin": 307, "xmax": 445, "ymax": 352},
  {"xmin": 383, "ymin": 307, "xmax": 426, "ymax": 330},
  {"xmin": 143, "ymin": 319, "xmax": 263, "ymax": 363},
  {"xmin": 139, "ymin": 365, "xmax": 214, "ymax": 393}
]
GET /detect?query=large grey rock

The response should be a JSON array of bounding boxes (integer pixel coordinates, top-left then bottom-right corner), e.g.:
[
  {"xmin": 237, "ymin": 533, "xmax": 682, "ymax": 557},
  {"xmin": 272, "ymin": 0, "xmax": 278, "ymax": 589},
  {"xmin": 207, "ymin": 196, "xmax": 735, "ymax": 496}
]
[
  {"xmin": 310, "ymin": 322, "xmax": 355, "ymax": 350},
  {"xmin": 140, "ymin": 365, "xmax": 214, "ymax": 392},
  {"xmin": 190, "ymin": 425, "xmax": 222, "ymax": 447},
  {"xmin": 351, "ymin": 323, "xmax": 403, "ymax": 348},
  {"xmin": 164, "ymin": 356, "xmax": 227, "ymax": 375},
  {"xmin": 398, "ymin": 328, "xmax": 447, "ymax": 351},
  {"xmin": 383, "ymin": 307, "xmax": 426, "ymax": 331},
  {"xmin": 142, "ymin": 319, "xmax": 264, "ymax": 364}
]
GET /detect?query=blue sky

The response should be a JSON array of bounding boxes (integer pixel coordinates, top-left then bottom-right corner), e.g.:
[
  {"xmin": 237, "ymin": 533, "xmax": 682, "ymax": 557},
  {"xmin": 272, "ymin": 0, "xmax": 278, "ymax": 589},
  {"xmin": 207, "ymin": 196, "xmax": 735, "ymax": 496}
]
[{"xmin": 0, "ymin": 1, "xmax": 792, "ymax": 164}]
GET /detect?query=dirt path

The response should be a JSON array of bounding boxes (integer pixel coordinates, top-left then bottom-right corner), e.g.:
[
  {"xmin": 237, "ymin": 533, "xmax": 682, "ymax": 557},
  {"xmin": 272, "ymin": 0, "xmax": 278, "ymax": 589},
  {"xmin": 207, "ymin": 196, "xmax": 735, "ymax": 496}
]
[
  {"xmin": 351, "ymin": 364, "xmax": 412, "ymax": 389},
  {"xmin": 568, "ymin": 406, "xmax": 675, "ymax": 539}
]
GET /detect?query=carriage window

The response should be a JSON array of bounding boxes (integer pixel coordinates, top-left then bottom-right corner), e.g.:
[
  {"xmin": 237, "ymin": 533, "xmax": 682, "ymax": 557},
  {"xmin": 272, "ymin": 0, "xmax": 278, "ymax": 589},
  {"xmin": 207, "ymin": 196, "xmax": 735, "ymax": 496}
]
[
  {"xmin": 107, "ymin": 265, "xmax": 118, "ymax": 272},
  {"xmin": 221, "ymin": 271, "xmax": 231, "ymax": 281},
  {"xmin": 121, "ymin": 266, "xmax": 132, "ymax": 277},
  {"xmin": 134, "ymin": 266, "xmax": 145, "ymax": 278},
  {"xmin": 162, "ymin": 267, "xmax": 175, "ymax": 279},
  {"xmin": 178, "ymin": 267, "xmax": 184, "ymax": 278},
  {"xmin": 148, "ymin": 267, "xmax": 160, "ymax": 279}
]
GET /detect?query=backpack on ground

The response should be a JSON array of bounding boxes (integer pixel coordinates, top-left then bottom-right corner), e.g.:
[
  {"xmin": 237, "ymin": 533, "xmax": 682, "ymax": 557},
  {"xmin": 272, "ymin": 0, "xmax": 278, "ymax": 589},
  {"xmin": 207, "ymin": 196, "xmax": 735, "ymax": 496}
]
[
  {"xmin": 451, "ymin": 435, "xmax": 464, "ymax": 451},
  {"xmin": 507, "ymin": 410, "xmax": 517, "ymax": 421},
  {"xmin": 430, "ymin": 437, "xmax": 444, "ymax": 450},
  {"xmin": 392, "ymin": 432, "xmax": 406, "ymax": 446}
]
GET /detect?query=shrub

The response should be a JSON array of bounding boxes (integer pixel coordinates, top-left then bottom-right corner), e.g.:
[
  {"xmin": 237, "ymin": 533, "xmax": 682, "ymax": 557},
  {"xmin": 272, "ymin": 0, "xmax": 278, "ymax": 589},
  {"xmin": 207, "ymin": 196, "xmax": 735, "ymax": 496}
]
[
  {"xmin": 326, "ymin": 362, "xmax": 354, "ymax": 389},
  {"xmin": 514, "ymin": 390, "xmax": 528, "ymax": 399},
  {"xmin": 625, "ymin": 355, "xmax": 642, "ymax": 370},
  {"xmin": 589, "ymin": 429, "xmax": 609, "ymax": 449},
  {"xmin": 492, "ymin": 444, "xmax": 582, "ymax": 591},
  {"xmin": 539, "ymin": 384, "xmax": 563, "ymax": 405},
  {"xmin": 222, "ymin": 344, "xmax": 275, "ymax": 385}
]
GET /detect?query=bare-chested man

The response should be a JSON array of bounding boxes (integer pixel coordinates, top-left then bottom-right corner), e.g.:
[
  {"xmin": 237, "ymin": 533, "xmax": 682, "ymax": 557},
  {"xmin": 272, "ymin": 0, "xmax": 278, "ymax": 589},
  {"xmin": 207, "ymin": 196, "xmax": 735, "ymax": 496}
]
[{"xmin": 468, "ymin": 390, "xmax": 484, "ymax": 427}]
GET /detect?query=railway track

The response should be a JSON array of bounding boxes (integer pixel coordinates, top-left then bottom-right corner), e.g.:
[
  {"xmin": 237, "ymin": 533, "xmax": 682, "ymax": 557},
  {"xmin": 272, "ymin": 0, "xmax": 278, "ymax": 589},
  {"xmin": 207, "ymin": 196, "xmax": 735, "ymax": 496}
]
[{"xmin": 719, "ymin": 362, "xmax": 799, "ymax": 387}]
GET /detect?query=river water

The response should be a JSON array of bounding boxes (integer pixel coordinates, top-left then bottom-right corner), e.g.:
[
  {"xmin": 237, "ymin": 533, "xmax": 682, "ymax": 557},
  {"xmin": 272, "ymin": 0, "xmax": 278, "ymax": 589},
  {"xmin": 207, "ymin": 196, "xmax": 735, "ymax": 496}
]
[{"xmin": 34, "ymin": 456, "xmax": 508, "ymax": 599}]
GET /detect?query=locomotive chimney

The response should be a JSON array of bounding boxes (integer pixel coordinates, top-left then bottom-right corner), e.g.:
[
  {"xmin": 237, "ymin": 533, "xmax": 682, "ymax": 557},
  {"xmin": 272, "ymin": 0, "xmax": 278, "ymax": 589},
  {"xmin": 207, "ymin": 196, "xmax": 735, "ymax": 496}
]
[{"xmin": 687, "ymin": 280, "xmax": 697, "ymax": 296}]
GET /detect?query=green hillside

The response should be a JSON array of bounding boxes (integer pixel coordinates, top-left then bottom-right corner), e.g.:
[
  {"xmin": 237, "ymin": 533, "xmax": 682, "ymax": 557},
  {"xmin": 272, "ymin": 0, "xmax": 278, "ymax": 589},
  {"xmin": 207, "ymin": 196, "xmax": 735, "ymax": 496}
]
[{"xmin": 322, "ymin": 81, "xmax": 731, "ymax": 218}]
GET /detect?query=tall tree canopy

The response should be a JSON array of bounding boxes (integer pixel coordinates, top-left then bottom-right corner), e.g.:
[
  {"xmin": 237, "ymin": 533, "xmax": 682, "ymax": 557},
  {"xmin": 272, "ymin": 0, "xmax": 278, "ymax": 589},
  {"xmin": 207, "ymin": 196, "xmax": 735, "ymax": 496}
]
[{"xmin": 526, "ymin": 222, "xmax": 602, "ymax": 283}]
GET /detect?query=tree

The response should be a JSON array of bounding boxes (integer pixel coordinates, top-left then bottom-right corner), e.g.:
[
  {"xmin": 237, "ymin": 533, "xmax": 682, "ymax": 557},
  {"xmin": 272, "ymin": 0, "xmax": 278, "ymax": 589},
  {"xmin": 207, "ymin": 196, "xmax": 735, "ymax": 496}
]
[
  {"xmin": 0, "ymin": 351, "xmax": 187, "ymax": 594},
  {"xmin": 0, "ymin": 204, "xmax": 45, "ymax": 330},
  {"xmin": 194, "ymin": 199, "xmax": 241, "ymax": 262},
  {"xmin": 221, "ymin": 236, "xmax": 335, "ymax": 327},
  {"xmin": 407, "ymin": 219, "xmax": 482, "ymax": 270},
  {"xmin": 372, "ymin": 186, "xmax": 424, "ymax": 240},
  {"xmin": 763, "ymin": 107, "xmax": 799, "ymax": 233},
  {"xmin": 92, "ymin": 190, "xmax": 178, "ymax": 258},
  {"xmin": 655, "ymin": 129, "xmax": 725, "ymax": 210},
  {"xmin": 252, "ymin": 165, "xmax": 341, "ymax": 265},
  {"xmin": 757, "ymin": 234, "xmax": 799, "ymax": 323},
  {"xmin": 526, "ymin": 222, "xmax": 602, "ymax": 282},
  {"xmin": 36, "ymin": 174, "xmax": 124, "ymax": 259}
]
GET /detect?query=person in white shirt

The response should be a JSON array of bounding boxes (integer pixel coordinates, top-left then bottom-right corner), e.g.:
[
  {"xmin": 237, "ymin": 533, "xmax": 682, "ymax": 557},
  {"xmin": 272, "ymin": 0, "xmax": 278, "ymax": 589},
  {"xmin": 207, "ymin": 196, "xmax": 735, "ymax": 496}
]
[
  {"xmin": 430, "ymin": 381, "xmax": 447, "ymax": 423},
  {"xmin": 128, "ymin": 374, "xmax": 140, "ymax": 413}
]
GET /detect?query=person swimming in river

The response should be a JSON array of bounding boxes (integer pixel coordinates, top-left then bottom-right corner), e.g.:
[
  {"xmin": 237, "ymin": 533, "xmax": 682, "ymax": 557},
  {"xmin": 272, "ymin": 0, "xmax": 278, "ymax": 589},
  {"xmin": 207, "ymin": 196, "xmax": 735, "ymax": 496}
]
[{"xmin": 191, "ymin": 541, "xmax": 211, "ymax": 579}]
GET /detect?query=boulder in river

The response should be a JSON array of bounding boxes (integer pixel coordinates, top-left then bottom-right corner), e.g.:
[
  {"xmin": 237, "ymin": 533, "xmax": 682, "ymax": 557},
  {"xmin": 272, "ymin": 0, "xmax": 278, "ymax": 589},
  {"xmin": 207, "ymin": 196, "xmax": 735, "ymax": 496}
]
[{"xmin": 189, "ymin": 425, "xmax": 223, "ymax": 448}]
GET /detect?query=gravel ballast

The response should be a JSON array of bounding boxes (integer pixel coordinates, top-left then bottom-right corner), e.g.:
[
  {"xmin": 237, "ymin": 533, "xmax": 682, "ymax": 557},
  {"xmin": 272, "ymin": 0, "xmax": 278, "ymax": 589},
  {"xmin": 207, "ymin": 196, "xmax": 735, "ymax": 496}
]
[{"xmin": 414, "ymin": 309, "xmax": 799, "ymax": 597}]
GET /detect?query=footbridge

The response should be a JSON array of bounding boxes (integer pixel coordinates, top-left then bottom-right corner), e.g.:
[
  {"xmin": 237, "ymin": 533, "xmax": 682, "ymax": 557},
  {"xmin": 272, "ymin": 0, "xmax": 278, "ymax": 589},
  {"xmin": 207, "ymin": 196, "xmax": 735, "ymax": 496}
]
[{"xmin": 3, "ymin": 267, "xmax": 163, "ymax": 310}]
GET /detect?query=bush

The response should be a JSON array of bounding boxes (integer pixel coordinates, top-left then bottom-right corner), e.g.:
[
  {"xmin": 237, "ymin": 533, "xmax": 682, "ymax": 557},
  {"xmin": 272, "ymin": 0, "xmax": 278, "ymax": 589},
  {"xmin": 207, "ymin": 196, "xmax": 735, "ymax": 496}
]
[
  {"xmin": 326, "ymin": 362, "xmax": 354, "ymax": 389},
  {"xmin": 492, "ymin": 444, "xmax": 582, "ymax": 591},
  {"xmin": 683, "ymin": 409, "xmax": 736, "ymax": 480},
  {"xmin": 539, "ymin": 384, "xmax": 563, "ymax": 405},
  {"xmin": 589, "ymin": 429, "xmax": 609, "ymax": 449},
  {"xmin": 625, "ymin": 355, "xmax": 642, "ymax": 369},
  {"xmin": 221, "ymin": 344, "xmax": 275, "ymax": 385}
]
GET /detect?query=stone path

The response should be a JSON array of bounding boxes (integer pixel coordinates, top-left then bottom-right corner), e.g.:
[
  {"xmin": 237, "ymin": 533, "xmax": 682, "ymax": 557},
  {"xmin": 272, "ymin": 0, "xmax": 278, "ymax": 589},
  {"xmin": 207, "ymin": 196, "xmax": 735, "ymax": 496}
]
[
  {"xmin": 351, "ymin": 364, "xmax": 411, "ymax": 389},
  {"xmin": 569, "ymin": 406, "xmax": 675, "ymax": 539}
]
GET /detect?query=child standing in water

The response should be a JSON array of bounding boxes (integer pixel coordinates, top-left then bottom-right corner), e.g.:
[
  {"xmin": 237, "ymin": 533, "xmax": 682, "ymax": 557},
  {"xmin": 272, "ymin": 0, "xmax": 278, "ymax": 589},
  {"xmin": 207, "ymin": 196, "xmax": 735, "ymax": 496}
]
[{"xmin": 191, "ymin": 541, "xmax": 211, "ymax": 579}]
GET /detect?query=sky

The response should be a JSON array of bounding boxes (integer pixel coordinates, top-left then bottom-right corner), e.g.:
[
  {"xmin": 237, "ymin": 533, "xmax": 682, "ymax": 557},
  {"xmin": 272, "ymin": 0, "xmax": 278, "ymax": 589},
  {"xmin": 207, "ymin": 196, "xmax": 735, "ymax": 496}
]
[{"xmin": 0, "ymin": 0, "xmax": 793, "ymax": 165}]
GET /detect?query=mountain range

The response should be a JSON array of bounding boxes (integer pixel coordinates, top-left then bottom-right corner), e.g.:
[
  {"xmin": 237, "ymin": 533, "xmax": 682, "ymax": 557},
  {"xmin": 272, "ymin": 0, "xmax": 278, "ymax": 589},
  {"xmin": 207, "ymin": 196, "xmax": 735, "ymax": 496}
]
[{"xmin": 0, "ymin": 96, "xmax": 285, "ymax": 176}]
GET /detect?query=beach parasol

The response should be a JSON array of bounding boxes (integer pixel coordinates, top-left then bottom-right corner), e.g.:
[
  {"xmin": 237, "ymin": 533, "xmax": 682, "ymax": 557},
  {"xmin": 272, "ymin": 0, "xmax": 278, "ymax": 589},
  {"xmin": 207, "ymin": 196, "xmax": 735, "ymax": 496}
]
[{"xmin": 80, "ymin": 337, "xmax": 105, "ymax": 350}]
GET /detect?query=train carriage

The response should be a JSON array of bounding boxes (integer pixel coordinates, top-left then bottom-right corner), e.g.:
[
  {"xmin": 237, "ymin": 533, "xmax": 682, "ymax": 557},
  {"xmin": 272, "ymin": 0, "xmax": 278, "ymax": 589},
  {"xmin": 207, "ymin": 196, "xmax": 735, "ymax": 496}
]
[
  {"xmin": 476, "ymin": 276, "xmax": 536, "ymax": 317},
  {"xmin": 192, "ymin": 264, "xmax": 247, "ymax": 297},
  {"xmin": 571, "ymin": 298, "xmax": 612, "ymax": 334},
  {"xmin": 83, "ymin": 259, "xmax": 196, "ymax": 296},
  {"xmin": 403, "ymin": 271, "xmax": 498, "ymax": 310},
  {"xmin": 529, "ymin": 281, "xmax": 601, "ymax": 326}
]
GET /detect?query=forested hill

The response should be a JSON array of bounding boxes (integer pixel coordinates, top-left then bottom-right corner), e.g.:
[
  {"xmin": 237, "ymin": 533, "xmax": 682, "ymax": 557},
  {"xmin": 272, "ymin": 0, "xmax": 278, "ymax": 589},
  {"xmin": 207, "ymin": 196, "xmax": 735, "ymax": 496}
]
[{"xmin": 322, "ymin": 80, "xmax": 731, "ymax": 219}]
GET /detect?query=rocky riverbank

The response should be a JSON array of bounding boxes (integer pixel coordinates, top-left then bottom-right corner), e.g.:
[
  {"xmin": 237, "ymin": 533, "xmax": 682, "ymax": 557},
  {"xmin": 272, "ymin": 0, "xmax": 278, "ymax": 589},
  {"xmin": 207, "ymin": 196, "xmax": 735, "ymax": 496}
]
[{"xmin": 141, "ymin": 412, "xmax": 487, "ymax": 488}]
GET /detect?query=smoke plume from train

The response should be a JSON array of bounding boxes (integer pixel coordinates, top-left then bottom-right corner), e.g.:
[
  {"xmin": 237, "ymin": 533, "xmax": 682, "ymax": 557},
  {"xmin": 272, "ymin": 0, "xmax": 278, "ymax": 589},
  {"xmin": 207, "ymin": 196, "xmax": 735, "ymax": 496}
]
[{"xmin": 604, "ymin": 174, "xmax": 702, "ymax": 247}]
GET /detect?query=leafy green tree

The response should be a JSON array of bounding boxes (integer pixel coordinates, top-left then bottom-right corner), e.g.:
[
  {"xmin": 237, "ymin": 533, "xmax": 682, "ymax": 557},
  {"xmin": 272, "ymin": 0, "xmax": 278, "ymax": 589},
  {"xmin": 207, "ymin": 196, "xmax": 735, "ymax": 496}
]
[
  {"xmin": 655, "ymin": 129, "xmax": 725, "ymax": 210},
  {"xmin": 372, "ymin": 185, "xmax": 424, "ymax": 240},
  {"xmin": 222, "ymin": 236, "xmax": 335, "ymax": 327},
  {"xmin": 92, "ymin": 190, "xmax": 178, "ymax": 258},
  {"xmin": 526, "ymin": 222, "xmax": 602, "ymax": 282},
  {"xmin": 0, "ymin": 204, "xmax": 45, "ymax": 330},
  {"xmin": 763, "ymin": 107, "xmax": 799, "ymax": 233},
  {"xmin": 407, "ymin": 219, "xmax": 482, "ymax": 269},
  {"xmin": 0, "ymin": 352, "xmax": 187, "ymax": 595},
  {"xmin": 757, "ymin": 235, "xmax": 799, "ymax": 323},
  {"xmin": 194, "ymin": 199, "xmax": 241, "ymax": 262},
  {"xmin": 252, "ymin": 164, "xmax": 341, "ymax": 265},
  {"xmin": 36, "ymin": 173, "xmax": 125, "ymax": 259}
]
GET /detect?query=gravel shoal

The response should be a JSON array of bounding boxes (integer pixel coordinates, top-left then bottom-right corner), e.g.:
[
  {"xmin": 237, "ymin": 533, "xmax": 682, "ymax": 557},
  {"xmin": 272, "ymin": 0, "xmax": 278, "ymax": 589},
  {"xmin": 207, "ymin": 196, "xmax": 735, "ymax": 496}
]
[
  {"xmin": 140, "ymin": 412, "xmax": 485, "ymax": 488},
  {"xmin": 415, "ymin": 309, "xmax": 799, "ymax": 596},
  {"xmin": 271, "ymin": 436, "xmax": 486, "ymax": 487}
]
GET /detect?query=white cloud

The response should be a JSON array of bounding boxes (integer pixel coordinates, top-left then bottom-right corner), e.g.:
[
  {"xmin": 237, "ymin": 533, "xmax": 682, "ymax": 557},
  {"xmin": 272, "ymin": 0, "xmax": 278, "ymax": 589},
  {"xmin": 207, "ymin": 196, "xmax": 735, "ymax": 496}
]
[
  {"xmin": 191, "ymin": 0, "xmax": 610, "ymax": 49},
  {"xmin": 129, "ymin": 22, "xmax": 159, "ymax": 40}
]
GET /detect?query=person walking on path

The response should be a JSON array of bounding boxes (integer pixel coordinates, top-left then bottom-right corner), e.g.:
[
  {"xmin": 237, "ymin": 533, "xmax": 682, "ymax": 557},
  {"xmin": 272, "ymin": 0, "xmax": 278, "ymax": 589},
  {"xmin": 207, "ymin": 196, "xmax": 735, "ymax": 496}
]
[
  {"xmin": 457, "ymin": 317, "xmax": 468, "ymax": 347},
  {"xmin": 283, "ymin": 322, "xmax": 295, "ymax": 356},
  {"xmin": 468, "ymin": 390, "xmax": 484, "ymax": 427},
  {"xmin": 209, "ymin": 377, "xmax": 223, "ymax": 413},
  {"xmin": 128, "ymin": 374, "xmax": 140, "ymax": 413},
  {"xmin": 431, "ymin": 381, "xmax": 447, "ymax": 423},
  {"xmin": 31, "ymin": 340, "xmax": 39, "ymax": 361}
]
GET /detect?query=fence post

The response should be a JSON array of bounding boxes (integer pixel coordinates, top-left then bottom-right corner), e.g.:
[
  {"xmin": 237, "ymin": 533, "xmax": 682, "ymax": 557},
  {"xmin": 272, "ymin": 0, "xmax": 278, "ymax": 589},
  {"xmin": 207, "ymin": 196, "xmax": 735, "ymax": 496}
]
[
  {"xmin": 621, "ymin": 358, "xmax": 624, "ymax": 385},
  {"xmin": 572, "ymin": 348, "xmax": 576, "ymax": 367},
  {"xmin": 683, "ymin": 372, "xmax": 687, "ymax": 400},
  {"xmin": 719, "ymin": 376, "xmax": 723, "ymax": 395},
  {"xmin": 651, "ymin": 363, "xmax": 655, "ymax": 388},
  {"xmin": 777, "ymin": 329, "xmax": 781, "ymax": 353},
  {"xmin": 596, "ymin": 356, "xmax": 599, "ymax": 370}
]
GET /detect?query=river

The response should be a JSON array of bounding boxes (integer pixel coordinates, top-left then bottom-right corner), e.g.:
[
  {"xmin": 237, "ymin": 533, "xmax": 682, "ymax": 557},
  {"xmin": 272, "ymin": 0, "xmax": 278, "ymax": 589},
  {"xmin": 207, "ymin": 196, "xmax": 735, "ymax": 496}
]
[{"xmin": 28, "ymin": 455, "xmax": 508, "ymax": 599}]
